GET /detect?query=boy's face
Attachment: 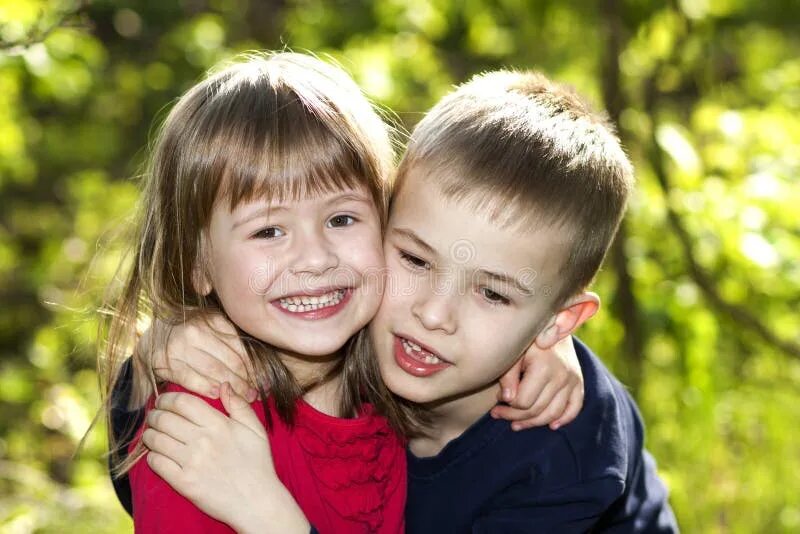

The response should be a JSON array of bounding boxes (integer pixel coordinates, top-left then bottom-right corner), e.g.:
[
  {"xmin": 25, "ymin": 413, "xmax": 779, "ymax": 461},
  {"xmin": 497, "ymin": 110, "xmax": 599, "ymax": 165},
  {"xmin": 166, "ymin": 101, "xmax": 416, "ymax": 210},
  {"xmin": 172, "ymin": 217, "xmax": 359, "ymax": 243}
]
[{"xmin": 370, "ymin": 167, "xmax": 571, "ymax": 406}]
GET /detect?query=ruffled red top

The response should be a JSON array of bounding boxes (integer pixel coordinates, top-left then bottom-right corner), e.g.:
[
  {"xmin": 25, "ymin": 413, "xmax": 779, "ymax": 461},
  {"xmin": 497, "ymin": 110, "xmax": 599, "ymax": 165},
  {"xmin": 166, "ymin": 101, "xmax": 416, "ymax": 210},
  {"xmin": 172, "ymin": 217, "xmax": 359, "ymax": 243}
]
[{"xmin": 130, "ymin": 384, "xmax": 406, "ymax": 533}]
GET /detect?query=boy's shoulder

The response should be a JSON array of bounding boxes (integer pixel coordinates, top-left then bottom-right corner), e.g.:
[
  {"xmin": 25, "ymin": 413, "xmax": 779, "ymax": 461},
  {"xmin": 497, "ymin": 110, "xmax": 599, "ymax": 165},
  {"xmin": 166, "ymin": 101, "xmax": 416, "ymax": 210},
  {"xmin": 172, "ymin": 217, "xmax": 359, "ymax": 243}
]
[
  {"xmin": 555, "ymin": 337, "xmax": 644, "ymax": 482},
  {"xmin": 492, "ymin": 337, "xmax": 640, "ymax": 485}
]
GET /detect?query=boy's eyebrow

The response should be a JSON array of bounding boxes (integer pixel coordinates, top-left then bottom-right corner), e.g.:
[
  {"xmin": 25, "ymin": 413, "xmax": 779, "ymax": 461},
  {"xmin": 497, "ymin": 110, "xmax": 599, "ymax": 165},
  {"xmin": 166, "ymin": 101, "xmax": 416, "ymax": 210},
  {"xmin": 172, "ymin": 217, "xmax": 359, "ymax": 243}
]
[
  {"xmin": 390, "ymin": 228, "xmax": 437, "ymax": 257},
  {"xmin": 476, "ymin": 269, "xmax": 535, "ymax": 296}
]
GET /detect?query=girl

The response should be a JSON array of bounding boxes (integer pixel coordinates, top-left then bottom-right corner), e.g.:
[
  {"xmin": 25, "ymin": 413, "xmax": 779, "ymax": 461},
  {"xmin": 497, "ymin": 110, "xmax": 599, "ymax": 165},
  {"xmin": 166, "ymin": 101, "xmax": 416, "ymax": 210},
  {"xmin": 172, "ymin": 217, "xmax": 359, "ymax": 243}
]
[{"xmin": 102, "ymin": 51, "xmax": 412, "ymax": 533}]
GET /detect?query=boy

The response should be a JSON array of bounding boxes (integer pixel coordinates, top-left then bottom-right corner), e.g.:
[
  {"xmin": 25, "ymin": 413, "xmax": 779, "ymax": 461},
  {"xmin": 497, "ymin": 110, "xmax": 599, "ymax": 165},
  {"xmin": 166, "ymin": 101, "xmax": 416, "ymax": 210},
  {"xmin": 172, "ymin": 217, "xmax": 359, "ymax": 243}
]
[
  {"xmin": 369, "ymin": 70, "xmax": 678, "ymax": 531},
  {"xmin": 112, "ymin": 70, "xmax": 678, "ymax": 532}
]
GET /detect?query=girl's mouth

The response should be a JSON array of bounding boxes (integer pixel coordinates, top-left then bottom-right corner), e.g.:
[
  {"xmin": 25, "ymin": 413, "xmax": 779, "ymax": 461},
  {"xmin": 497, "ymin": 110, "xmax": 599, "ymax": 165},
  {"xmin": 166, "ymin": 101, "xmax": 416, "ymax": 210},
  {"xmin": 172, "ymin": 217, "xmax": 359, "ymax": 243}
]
[{"xmin": 272, "ymin": 288, "xmax": 352, "ymax": 320}]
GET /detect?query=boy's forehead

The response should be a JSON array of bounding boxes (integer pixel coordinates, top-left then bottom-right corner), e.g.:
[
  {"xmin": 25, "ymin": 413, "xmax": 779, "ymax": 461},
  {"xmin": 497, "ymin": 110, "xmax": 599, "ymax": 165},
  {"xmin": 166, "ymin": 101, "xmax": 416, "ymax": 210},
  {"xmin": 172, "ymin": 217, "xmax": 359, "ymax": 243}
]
[{"xmin": 388, "ymin": 168, "xmax": 571, "ymax": 286}]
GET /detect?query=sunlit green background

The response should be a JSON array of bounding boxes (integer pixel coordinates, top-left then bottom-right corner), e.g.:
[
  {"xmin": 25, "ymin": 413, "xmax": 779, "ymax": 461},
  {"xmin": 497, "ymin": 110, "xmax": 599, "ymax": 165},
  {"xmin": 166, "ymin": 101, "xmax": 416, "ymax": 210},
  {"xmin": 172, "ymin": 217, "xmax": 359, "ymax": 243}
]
[{"xmin": 1, "ymin": 0, "xmax": 798, "ymax": 532}]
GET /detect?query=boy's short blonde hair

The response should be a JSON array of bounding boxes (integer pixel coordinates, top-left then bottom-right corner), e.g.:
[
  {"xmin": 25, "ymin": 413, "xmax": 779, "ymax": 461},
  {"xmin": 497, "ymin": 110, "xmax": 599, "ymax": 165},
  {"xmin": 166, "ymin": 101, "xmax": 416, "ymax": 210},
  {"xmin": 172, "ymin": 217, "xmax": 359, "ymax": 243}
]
[{"xmin": 395, "ymin": 70, "xmax": 633, "ymax": 305}]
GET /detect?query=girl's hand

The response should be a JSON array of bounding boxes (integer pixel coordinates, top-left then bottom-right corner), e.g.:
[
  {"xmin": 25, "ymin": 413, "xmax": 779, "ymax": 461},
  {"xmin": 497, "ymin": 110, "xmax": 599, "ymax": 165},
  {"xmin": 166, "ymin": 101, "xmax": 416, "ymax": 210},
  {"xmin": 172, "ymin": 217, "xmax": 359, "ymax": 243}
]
[
  {"xmin": 142, "ymin": 384, "xmax": 309, "ymax": 534},
  {"xmin": 491, "ymin": 336, "xmax": 584, "ymax": 431},
  {"xmin": 137, "ymin": 314, "xmax": 257, "ymax": 401}
]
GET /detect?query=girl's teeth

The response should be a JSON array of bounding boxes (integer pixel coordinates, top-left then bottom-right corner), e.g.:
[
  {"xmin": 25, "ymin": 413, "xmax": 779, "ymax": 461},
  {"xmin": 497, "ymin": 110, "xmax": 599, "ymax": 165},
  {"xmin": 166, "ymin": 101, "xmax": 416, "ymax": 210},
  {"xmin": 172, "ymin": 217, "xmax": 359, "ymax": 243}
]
[{"xmin": 278, "ymin": 290, "xmax": 345, "ymax": 312}]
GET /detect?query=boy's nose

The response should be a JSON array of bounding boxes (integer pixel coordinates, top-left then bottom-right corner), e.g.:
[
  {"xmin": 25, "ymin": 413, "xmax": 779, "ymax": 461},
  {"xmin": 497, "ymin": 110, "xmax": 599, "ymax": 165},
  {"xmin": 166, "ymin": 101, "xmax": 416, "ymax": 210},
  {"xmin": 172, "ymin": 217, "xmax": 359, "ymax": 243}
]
[{"xmin": 411, "ymin": 291, "xmax": 458, "ymax": 335}]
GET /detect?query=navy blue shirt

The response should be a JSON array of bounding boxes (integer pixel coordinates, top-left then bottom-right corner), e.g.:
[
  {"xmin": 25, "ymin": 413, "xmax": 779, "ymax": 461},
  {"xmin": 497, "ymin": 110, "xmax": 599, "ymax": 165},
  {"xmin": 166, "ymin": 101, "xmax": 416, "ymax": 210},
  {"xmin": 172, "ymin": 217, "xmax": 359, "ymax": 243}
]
[{"xmin": 405, "ymin": 338, "xmax": 678, "ymax": 533}]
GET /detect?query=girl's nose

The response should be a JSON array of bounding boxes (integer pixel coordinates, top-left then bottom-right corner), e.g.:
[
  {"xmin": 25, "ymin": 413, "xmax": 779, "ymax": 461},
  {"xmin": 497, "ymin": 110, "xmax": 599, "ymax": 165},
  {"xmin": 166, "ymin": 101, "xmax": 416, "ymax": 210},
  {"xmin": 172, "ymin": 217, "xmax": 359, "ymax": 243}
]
[{"xmin": 290, "ymin": 231, "xmax": 339, "ymax": 276}]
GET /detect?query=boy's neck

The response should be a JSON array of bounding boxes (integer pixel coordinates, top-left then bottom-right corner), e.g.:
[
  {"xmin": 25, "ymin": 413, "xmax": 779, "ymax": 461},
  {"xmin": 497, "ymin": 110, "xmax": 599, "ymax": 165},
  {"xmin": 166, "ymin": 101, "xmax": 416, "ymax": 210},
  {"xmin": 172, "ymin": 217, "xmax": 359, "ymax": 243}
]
[{"xmin": 409, "ymin": 382, "xmax": 499, "ymax": 458}]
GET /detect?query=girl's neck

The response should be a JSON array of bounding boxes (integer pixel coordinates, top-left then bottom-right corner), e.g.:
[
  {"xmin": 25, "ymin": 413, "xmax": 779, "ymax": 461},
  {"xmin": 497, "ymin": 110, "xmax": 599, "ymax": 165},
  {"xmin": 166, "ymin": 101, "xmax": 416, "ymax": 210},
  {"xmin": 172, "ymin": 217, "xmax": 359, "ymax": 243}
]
[{"xmin": 278, "ymin": 349, "xmax": 345, "ymax": 417}]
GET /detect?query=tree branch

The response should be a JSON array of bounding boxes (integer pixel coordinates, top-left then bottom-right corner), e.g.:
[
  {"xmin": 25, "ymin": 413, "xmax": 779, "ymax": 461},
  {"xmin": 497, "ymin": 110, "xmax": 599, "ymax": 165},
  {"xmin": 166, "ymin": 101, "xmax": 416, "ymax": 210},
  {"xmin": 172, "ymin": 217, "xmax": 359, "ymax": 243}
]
[
  {"xmin": 0, "ymin": 1, "xmax": 91, "ymax": 53},
  {"xmin": 600, "ymin": 0, "xmax": 647, "ymax": 392},
  {"xmin": 641, "ymin": 19, "xmax": 800, "ymax": 359}
]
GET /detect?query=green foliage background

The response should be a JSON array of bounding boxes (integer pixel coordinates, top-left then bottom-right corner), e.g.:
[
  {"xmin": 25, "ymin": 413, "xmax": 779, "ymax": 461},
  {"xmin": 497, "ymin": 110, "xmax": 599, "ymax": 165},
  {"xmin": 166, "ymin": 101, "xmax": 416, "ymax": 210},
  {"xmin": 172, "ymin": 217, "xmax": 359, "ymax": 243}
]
[{"xmin": 1, "ymin": 0, "xmax": 798, "ymax": 532}]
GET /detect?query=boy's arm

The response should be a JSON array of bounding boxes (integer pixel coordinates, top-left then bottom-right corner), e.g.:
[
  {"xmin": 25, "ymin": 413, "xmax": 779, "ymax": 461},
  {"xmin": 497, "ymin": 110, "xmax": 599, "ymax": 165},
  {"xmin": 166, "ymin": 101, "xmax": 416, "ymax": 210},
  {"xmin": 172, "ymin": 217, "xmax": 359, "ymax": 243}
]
[
  {"xmin": 108, "ymin": 357, "xmax": 143, "ymax": 516},
  {"xmin": 140, "ymin": 314, "xmax": 257, "ymax": 400},
  {"xmin": 492, "ymin": 336, "xmax": 584, "ymax": 430}
]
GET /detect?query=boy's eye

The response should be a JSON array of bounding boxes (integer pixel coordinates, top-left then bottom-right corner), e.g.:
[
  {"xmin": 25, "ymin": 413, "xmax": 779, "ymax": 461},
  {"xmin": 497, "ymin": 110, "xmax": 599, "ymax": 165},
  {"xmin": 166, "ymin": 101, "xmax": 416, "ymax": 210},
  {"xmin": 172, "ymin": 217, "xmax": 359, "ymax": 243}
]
[
  {"xmin": 327, "ymin": 214, "xmax": 356, "ymax": 228},
  {"xmin": 252, "ymin": 227, "xmax": 284, "ymax": 239},
  {"xmin": 480, "ymin": 287, "xmax": 510, "ymax": 305},
  {"xmin": 399, "ymin": 251, "xmax": 431, "ymax": 270}
]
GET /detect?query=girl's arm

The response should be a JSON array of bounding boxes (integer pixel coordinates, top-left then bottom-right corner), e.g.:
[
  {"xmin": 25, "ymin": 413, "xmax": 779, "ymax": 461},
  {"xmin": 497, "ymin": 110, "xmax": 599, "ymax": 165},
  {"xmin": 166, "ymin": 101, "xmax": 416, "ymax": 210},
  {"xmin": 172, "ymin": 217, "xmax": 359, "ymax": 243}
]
[
  {"xmin": 492, "ymin": 335, "xmax": 584, "ymax": 430},
  {"xmin": 142, "ymin": 383, "xmax": 310, "ymax": 534}
]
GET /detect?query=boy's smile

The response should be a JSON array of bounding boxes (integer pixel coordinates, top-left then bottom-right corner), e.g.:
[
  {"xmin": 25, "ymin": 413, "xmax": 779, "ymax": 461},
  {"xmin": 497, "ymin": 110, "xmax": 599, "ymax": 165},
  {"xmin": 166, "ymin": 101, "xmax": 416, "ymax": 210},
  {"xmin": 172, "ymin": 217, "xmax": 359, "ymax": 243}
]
[{"xmin": 370, "ymin": 168, "xmax": 573, "ymax": 418}]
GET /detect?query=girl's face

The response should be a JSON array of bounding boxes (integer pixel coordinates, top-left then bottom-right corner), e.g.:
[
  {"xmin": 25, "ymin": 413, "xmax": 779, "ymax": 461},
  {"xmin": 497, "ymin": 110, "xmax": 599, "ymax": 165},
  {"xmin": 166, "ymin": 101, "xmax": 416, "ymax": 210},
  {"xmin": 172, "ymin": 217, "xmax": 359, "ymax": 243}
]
[{"xmin": 201, "ymin": 186, "xmax": 385, "ymax": 359}]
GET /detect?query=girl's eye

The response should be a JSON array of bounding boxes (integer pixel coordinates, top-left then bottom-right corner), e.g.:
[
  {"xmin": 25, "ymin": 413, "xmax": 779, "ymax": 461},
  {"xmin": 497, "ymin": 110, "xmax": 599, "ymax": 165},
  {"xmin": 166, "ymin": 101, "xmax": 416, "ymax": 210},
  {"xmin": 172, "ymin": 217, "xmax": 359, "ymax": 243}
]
[
  {"xmin": 327, "ymin": 214, "xmax": 356, "ymax": 228},
  {"xmin": 480, "ymin": 287, "xmax": 510, "ymax": 306},
  {"xmin": 252, "ymin": 227, "xmax": 284, "ymax": 239},
  {"xmin": 399, "ymin": 251, "xmax": 431, "ymax": 270}
]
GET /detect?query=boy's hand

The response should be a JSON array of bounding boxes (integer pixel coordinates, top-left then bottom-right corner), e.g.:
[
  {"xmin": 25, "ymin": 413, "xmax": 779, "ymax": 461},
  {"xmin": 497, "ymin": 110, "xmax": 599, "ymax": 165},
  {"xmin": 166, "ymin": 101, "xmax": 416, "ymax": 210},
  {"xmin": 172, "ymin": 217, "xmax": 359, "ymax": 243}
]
[
  {"xmin": 137, "ymin": 314, "xmax": 257, "ymax": 402},
  {"xmin": 491, "ymin": 336, "xmax": 583, "ymax": 431},
  {"xmin": 143, "ymin": 385, "xmax": 309, "ymax": 534}
]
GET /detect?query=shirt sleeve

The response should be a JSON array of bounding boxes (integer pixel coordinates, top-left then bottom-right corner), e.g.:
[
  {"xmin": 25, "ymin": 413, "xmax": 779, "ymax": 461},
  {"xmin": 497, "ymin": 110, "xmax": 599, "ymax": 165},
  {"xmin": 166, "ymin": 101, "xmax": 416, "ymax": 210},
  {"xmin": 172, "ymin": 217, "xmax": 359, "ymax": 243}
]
[
  {"xmin": 108, "ymin": 357, "xmax": 145, "ymax": 516},
  {"xmin": 471, "ymin": 475, "xmax": 625, "ymax": 534}
]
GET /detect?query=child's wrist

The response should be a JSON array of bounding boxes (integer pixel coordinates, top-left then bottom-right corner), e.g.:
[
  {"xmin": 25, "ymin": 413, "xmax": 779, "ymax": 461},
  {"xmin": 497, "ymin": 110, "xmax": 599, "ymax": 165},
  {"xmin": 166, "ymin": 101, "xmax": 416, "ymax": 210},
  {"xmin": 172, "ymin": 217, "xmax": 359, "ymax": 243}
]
[{"xmin": 234, "ymin": 482, "xmax": 309, "ymax": 534}]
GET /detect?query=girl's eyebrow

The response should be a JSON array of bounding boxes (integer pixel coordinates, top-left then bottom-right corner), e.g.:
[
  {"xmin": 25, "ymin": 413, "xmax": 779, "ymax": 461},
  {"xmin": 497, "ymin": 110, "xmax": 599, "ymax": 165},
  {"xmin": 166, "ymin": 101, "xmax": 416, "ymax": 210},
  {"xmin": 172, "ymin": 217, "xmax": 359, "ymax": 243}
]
[
  {"xmin": 325, "ymin": 192, "xmax": 372, "ymax": 206},
  {"xmin": 231, "ymin": 205, "xmax": 288, "ymax": 230},
  {"xmin": 232, "ymin": 192, "xmax": 371, "ymax": 230}
]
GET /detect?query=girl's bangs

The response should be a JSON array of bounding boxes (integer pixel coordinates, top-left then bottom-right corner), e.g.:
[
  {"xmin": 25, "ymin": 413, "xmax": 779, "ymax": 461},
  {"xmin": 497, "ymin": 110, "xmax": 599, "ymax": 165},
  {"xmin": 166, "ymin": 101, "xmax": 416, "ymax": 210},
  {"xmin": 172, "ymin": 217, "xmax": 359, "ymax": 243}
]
[{"xmin": 218, "ymin": 125, "xmax": 371, "ymax": 211}]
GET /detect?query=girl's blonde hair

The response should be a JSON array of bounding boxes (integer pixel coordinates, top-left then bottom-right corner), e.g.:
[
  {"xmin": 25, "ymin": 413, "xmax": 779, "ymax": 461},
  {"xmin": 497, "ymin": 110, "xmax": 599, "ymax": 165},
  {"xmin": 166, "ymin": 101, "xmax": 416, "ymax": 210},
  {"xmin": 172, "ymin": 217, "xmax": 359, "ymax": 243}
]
[{"xmin": 101, "ymin": 51, "xmax": 417, "ymax": 478}]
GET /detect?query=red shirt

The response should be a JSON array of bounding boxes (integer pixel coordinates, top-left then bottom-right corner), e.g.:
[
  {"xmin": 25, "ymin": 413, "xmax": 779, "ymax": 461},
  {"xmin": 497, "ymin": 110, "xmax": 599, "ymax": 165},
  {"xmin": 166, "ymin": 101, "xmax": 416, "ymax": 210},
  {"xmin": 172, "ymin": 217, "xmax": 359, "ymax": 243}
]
[{"xmin": 130, "ymin": 384, "xmax": 406, "ymax": 533}]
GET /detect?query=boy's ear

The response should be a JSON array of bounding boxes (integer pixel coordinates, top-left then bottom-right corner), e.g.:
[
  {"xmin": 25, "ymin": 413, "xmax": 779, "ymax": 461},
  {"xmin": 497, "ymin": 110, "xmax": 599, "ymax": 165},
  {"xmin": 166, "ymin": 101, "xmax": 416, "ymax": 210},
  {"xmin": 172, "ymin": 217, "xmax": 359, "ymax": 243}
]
[
  {"xmin": 534, "ymin": 292, "xmax": 600, "ymax": 350},
  {"xmin": 192, "ymin": 233, "xmax": 213, "ymax": 297}
]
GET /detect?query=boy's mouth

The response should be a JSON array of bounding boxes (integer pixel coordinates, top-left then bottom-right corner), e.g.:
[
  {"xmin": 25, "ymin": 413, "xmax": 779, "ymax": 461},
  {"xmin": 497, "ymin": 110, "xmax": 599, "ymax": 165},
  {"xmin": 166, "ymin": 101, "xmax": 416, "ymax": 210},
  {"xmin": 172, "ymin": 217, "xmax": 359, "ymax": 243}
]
[
  {"xmin": 272, "ymin": 288, "xmax": 351, "ymax": 319},
  {"xmin": 393, "ymin": 334, "xmax": 452, "ymax": 377}
]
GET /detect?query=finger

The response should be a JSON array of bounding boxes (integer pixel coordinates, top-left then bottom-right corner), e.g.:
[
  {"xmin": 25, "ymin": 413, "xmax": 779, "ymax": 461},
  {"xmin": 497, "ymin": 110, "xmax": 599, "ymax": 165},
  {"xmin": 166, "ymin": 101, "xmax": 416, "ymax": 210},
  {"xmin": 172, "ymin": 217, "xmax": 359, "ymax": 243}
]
[
  {"xmin": 219, "ymin": 382, "xmax": 267, "ymax": 440},
  {"xmin": 154, "ymin": 360, "xmax": 221, "ymax": 398},
  {"xmin": 142, "ymin": 428, "xmax": 186, "ymax": 462},
  {"xmin": 155, "ymin": 392, "xmax": 226, "ymax": 427},
  {"xmin": 523, "ymin": 381, "xmax": 562, "ymax": 417},
  {"xmin": 497, "ymin": 359, "xmax": 523, "ymax": 402},
  {"xmin": 510, "ymin": 370, "xmax": 553, "ymax": 410},
  {"xmin": 187, "ymin": 348, "xmax": 256, "ymax": 401},
  {"xmin": 147, "ymin": 450, "xmax": 183, "ymax": 483},
  {"xmin": 512, "ymin": 387, "xmax": 571, "ymax": 431},
  {"xmin": 146, "ymin": 409, "xmax": 197, "ymax": 444},
  {"xmin": 490, "ymin": 403, "xmax": 540, "ymax": 422},
  {"xmin": 206, "ymin": 314, "xmax": 255, "ymax": 376},
  {"xmin": 550, "ymin": 385, "xmax": 584, "ymax": 430}
]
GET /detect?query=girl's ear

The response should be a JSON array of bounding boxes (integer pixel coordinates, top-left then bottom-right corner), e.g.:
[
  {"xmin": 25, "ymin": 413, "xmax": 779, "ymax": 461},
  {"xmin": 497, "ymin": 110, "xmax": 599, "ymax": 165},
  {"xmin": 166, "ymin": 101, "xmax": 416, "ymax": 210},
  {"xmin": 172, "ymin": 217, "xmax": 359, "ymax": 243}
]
[
  {"xmin": 534, "ymin": 292, "xmax": 600, "ymax": 350},
  {"xmin": 192, "ymin": 233, "xmax": 213, "ymax": 296}
]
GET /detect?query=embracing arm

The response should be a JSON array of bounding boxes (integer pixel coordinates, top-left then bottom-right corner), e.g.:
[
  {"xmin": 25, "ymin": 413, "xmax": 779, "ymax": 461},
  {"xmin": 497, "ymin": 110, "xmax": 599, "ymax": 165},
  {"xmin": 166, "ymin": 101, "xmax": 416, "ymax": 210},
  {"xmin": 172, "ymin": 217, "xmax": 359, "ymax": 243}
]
[
  {"xmin": 493, "ymin": 335, "xmax": 585, "ymax": 430},
  {"xmin": 142, "ymin": 385, "xmax": 310, "ymax": 534}
]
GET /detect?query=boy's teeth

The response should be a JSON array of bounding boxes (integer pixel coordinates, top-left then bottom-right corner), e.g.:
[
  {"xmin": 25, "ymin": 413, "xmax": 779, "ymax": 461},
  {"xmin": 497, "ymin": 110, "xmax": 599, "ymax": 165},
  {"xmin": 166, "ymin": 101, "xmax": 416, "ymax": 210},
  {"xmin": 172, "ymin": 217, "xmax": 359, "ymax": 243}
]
[
  {"xmin": 401, "ymin": 339, "xmax": 443, "ymax": 364},
  {"xmin": 278, "ymin": 290, "xmax": 345, "ymax": 313}
]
